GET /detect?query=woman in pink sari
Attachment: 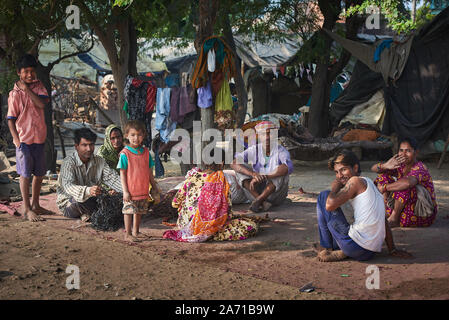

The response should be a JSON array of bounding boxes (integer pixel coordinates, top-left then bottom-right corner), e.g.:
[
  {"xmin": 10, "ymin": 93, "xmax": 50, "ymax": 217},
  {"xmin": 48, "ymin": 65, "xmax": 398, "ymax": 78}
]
[{"xmin": 371, "ymin": 137, "xmax": 437, "ymax": 228}]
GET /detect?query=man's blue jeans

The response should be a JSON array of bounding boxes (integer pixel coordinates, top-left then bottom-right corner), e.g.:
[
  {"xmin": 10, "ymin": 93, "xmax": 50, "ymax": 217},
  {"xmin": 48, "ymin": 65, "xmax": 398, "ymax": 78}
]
[{"xmin": 317, "ymin": 190, "xmax": 375, "ymax": 261}]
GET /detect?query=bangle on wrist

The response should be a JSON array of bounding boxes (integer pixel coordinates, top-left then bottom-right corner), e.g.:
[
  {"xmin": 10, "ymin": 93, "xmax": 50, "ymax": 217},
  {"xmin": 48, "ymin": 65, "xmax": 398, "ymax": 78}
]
[
  {"xmin": 377, "ymin": 162, "xmax": 383, "ymax": 171},
  {"xmin": 383, "ymin": 184, "xmax": 388, "ymax": 192}
]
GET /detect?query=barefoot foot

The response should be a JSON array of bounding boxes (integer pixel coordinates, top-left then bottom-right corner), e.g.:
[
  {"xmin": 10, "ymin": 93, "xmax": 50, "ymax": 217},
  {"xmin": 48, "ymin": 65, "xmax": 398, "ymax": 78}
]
[
  {"xmin": 32, "ymin": 205, "xmax": 55, "ymax": 216},
  {"xmin": 312, "ymin": 243, "xmax": 331, "ymax": 254},
  {"xmin": 262, "ymin": 201, "xmax": 272, "ymax": 212},
  {"xmin": 249, "ymin": 199, "xmax": 263, "ymax": 213},
  {"xmin": 132, "ymin": 232, "xmax": 150, "ymax": 239},
  {"xmin": 124, "ymin": 234, "xmax": 139, "ymax": 243},
  {"xmin": 317, "ymin": 250, "xmax": 347, "ymax": 262},
  {"xmin": 24, "ymin": 210, "xmax": 45, "ymax": 222}
]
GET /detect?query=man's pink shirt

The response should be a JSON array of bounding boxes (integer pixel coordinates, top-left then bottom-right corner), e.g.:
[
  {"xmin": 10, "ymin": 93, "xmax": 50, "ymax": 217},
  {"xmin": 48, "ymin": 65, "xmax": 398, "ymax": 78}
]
[{"xmin": 7, "ymin": 80, "xmax": 48, "ymax": 145}]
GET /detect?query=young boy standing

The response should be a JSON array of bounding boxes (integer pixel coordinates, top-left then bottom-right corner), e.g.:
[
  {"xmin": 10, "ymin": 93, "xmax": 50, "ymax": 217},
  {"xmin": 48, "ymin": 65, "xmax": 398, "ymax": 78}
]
[
  {"xmin": 118, "ymin": 120, "xmax": 160, "ymax": 242},
  {"xmin": 7, "ymin": 54, "xmax": 52, "ymax": 222}
]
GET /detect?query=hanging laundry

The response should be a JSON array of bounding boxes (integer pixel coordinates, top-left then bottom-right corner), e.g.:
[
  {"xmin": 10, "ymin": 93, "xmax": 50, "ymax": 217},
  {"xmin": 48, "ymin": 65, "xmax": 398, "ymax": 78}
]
[
  {"xmin": 165, "ymin": 73, "xmax": 179, "ymax": 87},
  {"xmin": 214, "ymin": 81, "xmax": 234, "ymax": 130},
  {"xmin": 272, "ymin": 66, "xmax": 279, "ymax": 78},
  {"xmin": 170, "ymin": 85, "xmax": 197, "ymax": 124},
  {"xmin": 123, "ymin": 75, "xmax": 153, "ymax": 147},
  {"xmin": 146, "ymin": 82, "xmax": 157, "ymax": 113},
  {"xmin": 197, "ymin": 81, "xmax": 213, "ymax": 108},
  {"xmin": 169, "ymin": 87, "xmax": 183, "ymax": 123},
  {"xmin": 155, "ymin": 87, "xmax": 177, "ymax": 143},
  {"xmin": 211, "ymin": 68, "xmax": 225, "ymax": 99},
  {"xmin": 279, "ymin": 66, "xmax": 285, "ymax": 76},
  {"xmin": 191, "ymin": 36, "xmax": 235, "ymax": 89},
  {"xmin": 179, "ymin": 85, "xmax": 197, "ymax": 118}
]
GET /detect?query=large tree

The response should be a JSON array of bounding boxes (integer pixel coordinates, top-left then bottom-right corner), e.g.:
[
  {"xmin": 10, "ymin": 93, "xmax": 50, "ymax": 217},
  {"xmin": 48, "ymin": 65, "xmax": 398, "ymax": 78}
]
[
  {"xmin": 0, "ymin": 0, "xmax": 94, "ymax": 171},
  {"xmin": 79, "ymin": 0, "xmax": 194, "ymax": 129}
]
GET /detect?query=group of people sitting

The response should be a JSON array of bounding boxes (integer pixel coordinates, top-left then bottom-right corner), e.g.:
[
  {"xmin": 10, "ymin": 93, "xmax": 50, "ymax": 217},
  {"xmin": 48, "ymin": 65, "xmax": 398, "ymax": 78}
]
[
  {"xmin": 314, "ymin": 135, "xmax": 437, "ymax": 262},
  {"xmin": 8, "ymin": 54, "xmax": 437, "ymax": 263},
  {"xmin": 52, "ymin": 119, "xmax": 436, "ymax": 263}
]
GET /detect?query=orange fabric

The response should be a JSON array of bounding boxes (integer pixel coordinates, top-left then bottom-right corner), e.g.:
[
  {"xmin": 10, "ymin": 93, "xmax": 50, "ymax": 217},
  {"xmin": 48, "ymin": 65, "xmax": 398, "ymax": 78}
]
[
  {"xmin": 121, "ymin": 147, "xmax": 150, "ymax": 200},
  {"xmin": 191, "ymin": 171, "xmax": 230, "ymax": 238},
  {"xmin": 342, "ymin": 129, "xmax": 380, "ymax": 141}
]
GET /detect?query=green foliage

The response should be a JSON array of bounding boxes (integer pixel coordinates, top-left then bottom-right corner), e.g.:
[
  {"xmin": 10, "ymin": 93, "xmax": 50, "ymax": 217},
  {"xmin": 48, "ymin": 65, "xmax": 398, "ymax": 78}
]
[
  {"xmin": 0, "ymin": 60, "xmax": 18, "ymax": 95},
  {"xmin": 346, "ymin": 0, "xmax": 435, "ymax": 34},
  {"xmin": 415, "ymin": 2, "xmax": 435, "ymax": 29}
]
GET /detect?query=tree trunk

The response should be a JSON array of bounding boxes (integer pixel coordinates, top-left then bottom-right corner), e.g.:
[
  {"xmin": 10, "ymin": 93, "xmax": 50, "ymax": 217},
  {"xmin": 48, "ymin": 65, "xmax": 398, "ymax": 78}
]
[
  {"xmin": 223, "ymin": 12, "xmax": 247, "ymax": 128},
  {"xmin": 308, "ymin": 0, "xmax": 339, "ymax": 137},
  {"xmin": 195, "ymin": 0, "xmax": 219, "ymax": 167},
  {"xmin": 128, "ymin": 18, "xmax": 138, "ymax": 77},
  {"xmin": 36, "ymin": 63, "xmax": 56, "ymax": 172},
  {"xmin": 77, "ymin": 4, "xmax": 136, "ymax": 131},
  {"xmin": 308, "ymin": 0, "xmax": 362, "ymax": 138},
  {"xmin": 308, "ymin": 60, "xmax": 332, "ymax": 137}
]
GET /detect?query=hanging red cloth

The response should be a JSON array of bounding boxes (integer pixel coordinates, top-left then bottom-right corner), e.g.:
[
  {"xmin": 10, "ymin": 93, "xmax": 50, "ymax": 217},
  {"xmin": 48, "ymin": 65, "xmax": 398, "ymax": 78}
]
[{"xmin": 146, "ymin": 82, "xmax": 156, "ymax": 113}]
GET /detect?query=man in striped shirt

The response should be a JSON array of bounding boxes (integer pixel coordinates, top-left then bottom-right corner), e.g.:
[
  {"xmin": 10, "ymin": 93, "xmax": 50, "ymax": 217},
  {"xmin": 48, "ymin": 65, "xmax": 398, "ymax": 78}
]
[{"xmin": 56, "ymin": 128, "xmax": 122, "ymax": 221}]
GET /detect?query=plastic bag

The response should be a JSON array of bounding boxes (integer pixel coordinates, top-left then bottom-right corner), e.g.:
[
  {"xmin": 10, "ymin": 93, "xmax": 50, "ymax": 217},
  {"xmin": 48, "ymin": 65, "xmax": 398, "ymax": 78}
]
[{"xmin": 207, "ymin": 49, "xmax": 216, "ymax": 72}]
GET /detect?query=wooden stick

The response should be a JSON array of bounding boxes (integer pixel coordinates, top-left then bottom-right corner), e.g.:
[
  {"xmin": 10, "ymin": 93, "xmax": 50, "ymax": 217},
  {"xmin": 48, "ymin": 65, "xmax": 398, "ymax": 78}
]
[{"xmin": 55, "ymin": 124, "xmax": 66, "ymax": 159}]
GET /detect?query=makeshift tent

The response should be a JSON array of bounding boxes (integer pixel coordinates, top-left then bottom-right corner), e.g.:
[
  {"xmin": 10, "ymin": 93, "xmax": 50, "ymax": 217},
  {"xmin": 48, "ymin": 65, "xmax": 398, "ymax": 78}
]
[
  {"xmin": 330, "ymin": 60, "xmax": 384, "ymax": 127},
  {"xmin": 38, "ymin": 38, "xmax": 168, "ymax": 81},
  {"xmin": 160, "ymin": 35, "xmax": 301, "ymax": 73},
  {"xmin": 328, "ymin": 6, "xmax": 449, "ymax": 147}
]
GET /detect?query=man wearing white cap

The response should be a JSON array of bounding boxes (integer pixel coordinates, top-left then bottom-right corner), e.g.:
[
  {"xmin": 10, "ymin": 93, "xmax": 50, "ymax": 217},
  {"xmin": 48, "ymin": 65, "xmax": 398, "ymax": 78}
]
[{"xmin": 231, "ymin": 121, "xmax": 293, "ymax": 212}]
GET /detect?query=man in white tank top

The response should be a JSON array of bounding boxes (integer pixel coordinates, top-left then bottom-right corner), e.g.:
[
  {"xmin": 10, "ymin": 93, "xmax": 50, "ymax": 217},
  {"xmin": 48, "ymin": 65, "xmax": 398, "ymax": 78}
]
[{"xmin": 314, "ymin": 150, "xmax": 412, "ymax": 262}]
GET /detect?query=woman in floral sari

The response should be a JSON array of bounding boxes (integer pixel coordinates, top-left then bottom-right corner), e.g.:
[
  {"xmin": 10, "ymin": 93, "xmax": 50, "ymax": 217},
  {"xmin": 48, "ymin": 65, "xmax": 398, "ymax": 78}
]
[
  {"xmin": 371, "ymin": 137, "xmax": 437, "ymax": 228},
  {"xmin": 163, "ymin": 149, "xmax": 259, "ymax": 242}
]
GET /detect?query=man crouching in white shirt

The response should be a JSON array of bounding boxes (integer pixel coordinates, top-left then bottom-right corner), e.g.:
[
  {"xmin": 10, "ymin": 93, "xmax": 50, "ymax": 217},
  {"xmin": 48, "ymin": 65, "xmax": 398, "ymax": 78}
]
[{"xmin": 314, "ymin": 149, "xmax": 412, "ymax": 262}]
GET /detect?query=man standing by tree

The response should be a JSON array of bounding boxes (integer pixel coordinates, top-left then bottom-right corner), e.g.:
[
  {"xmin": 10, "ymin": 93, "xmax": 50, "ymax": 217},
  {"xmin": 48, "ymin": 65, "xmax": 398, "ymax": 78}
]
[{"xmin": 7, "ymin": 54, "xmax": 53, "ymax": 222}]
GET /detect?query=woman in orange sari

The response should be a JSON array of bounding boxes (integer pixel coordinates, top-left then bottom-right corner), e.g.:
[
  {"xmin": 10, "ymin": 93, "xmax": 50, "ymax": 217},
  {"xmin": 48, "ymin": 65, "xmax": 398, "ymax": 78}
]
[{"xmin": 163, "ymin": 149, "xmax": 258, "ymax": 242}]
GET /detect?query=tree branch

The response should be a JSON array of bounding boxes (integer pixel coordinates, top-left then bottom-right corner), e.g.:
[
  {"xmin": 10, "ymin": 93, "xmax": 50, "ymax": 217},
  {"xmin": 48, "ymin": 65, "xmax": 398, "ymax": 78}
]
[
  {"xmin": 47, "ymin": 33, "xmax": 95, "ymax": 71},
  {"xmin": 28, "ymin": 18, "xmax": 66, "ymax": 56}
]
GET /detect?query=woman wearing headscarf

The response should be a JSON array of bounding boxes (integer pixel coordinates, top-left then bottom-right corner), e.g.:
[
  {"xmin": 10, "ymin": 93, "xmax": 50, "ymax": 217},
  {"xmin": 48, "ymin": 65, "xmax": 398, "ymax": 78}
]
[{"xmin": 97, "ymin": 124, "xmax": 124, "ymax": 172}]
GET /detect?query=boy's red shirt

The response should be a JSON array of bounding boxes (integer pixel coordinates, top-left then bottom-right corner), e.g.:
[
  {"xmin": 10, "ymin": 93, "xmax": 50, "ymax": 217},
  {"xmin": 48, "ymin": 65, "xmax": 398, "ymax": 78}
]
[{"xmin": 7, "ymin": 80, "xmax": 48, "ymax": 145}]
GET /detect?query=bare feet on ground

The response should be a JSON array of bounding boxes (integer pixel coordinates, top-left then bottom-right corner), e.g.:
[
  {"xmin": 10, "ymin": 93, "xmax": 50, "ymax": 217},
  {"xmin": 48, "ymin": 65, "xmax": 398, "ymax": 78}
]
[
  {"xmin": 31, "ymin": 205, "xmax": 55, "ymax": 216},
  {"xmin": 124, "ymin": 234, "xmax": 139, "ymax": 243},
  {"xmin": 132, "ymin": 232, "xmax": 150, "ymax": 239},
  {"xmin": 249, "ymin": 199, "xmax": 263, "ymax": 213},
  {"xmin": 262, "ymin": 201, "xmax": 272, "ymax": 212},
  {"xmin": 23, "ymin": 209, "xmax": 45, "ymax": 222},
  {"xmin": 317, "ymin": 250, "xmax": 347, "ymax": 262},
  {"xmin": 312, "ymin": 243, "xmax": 331, "ymax": 254}
]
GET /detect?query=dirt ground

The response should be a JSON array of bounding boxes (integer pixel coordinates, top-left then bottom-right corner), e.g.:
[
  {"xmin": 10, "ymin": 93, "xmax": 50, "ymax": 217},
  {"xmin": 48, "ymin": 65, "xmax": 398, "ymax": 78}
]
[{"xmin": 1, "ymin": 157, "xmax": 449, "ymax": 300}]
